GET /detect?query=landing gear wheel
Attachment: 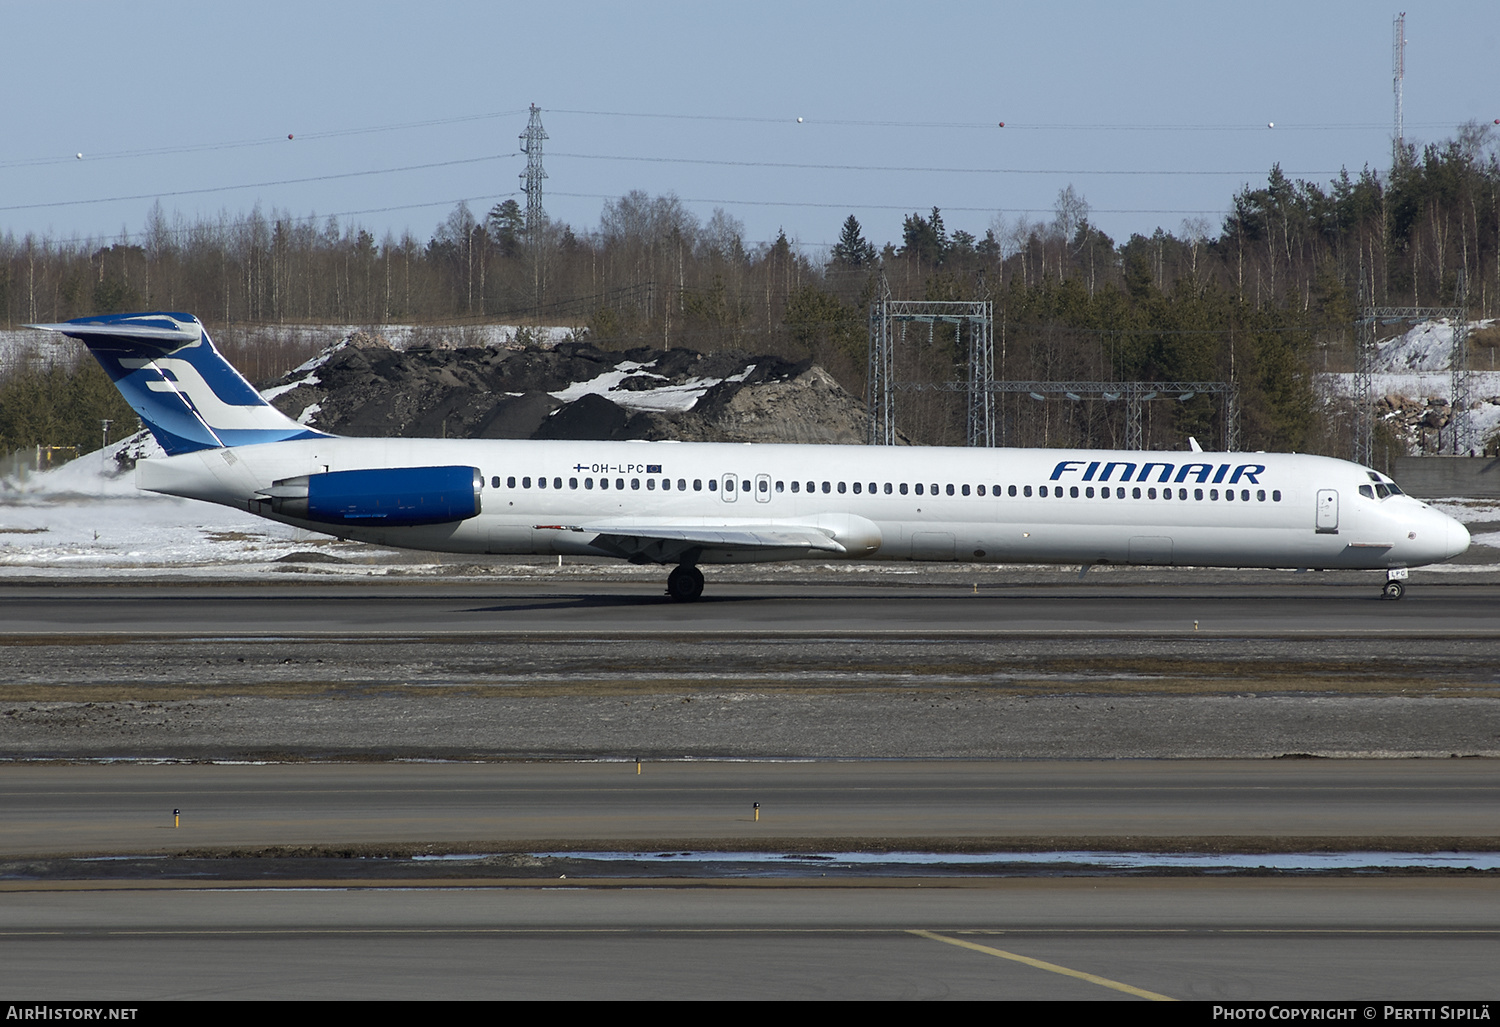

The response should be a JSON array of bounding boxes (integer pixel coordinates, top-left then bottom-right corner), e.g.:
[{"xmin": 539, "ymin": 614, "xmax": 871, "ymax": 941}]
[
  {"xmin": 666, "ymin": 565, "xmax": 704, "ymax": 602},
  {"xmin": 1382, "ymin": 579, "xmax": 1405, "ymax": 600}
]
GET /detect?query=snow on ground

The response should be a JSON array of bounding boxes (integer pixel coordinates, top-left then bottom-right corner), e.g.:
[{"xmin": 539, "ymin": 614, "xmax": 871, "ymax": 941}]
[
  {"xmin": 1, "ymin": 322, "xmax": 584, "ymax": 380},
  {"xmin": 1372, "ymin": 318, "xmax": 1496, "ymax": 373},
  {"xmin": 0, "ymin": 436, "xmax": 418, "ymax": 577},
  {"xmin": 218, "ymin": 323, "xmax": 581, "ymax": 352},
  {"xmin": 548, "ymin": 360, "xmax": 755, "ymax": 414},
  {"xmin": 1318, "ymin": 318, "xmax": 1500, "ymax": 450}
]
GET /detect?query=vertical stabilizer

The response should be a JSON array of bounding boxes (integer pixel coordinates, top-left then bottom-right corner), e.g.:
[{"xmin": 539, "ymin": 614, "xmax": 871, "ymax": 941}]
[{"xmin": 27, "ymin": 312, "xmax": 328, "ymax": 455}]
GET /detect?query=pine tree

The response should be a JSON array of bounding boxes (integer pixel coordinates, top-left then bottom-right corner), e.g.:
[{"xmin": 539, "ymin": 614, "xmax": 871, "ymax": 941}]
[{"xmin": 831, "ymin": 215, "xmax": 877, "ymax": 267}]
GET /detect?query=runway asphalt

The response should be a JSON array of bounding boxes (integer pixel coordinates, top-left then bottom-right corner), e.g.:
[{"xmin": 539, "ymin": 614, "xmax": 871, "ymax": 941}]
[
  {"xmin": 2, "ymin": 576, "xmax": 1498, "ymax": 1000},
  {"xmin": 1, "ymin": 880, "xmax": 1496, "ymax": 1000}
]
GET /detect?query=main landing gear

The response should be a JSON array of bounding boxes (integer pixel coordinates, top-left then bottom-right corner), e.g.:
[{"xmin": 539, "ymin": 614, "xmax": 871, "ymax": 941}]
[{"xmin": 666, "ymin": 564, "xmax": 704, "ymax": 602}]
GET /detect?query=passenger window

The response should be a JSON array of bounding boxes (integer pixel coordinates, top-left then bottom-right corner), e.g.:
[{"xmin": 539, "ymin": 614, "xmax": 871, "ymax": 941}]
[
  {"xmin": 868, "ymin": 482, "xmax": 876, "ymax": 494},
  {"xmin": 600, "ymin": 478, "xmax": 609, "ymax": 490},
  {"xmin": 661, "ymin": 479, "xmax": 670, "ymax": 491},
  {"xmin": 1040, "ymin": 486, "xmax": 1049, "ymax": 498},
  {"xmin": 915, "ymin": 484, "xmax": 924, "ymax": 496},
  {"xmin": 1148, "ymin": 488, "xmax": 1156, "ymax": 499},
  {"xmin": 585, "ymin": 478, "xmax": 594, "ymax": 489},
  {"xmin": 1225, "ymin": 488, "xmax": 1234, "ymax": 501},
  {"xmin": 1257, "ymin": 490, "xmax": 1266, "ymax": 502},
  {"xmin": 569, "ymin": 477, "xmax": 578, "ymax": 489},
  {"xmin": 678, "ymin": 479, "xmax": 686, "ymax": 491},
  {"xmin": 507, "ymin": 476, "xmax": 516, "ymax": 488},
  {"xmin": 694, "ymin": 479, "xmax": 703, "ymax": 491},
  {"xmin": 775, "ymin": 481, "xmax": 784, "ymax": 492},
  {"xmin": 759, "ymin": 479, "xmax": 768, "ymax": 493},
  {"xmin": 1084, "ymin": 487, "xmax": 1093, "ymax": 498},
  {"xmin": 708, "ymin": 479, "xmax": 717, "ymax": 491},
  {"xmin": 1023, "ymin": 485, "xmax": 1032, "ymax": 497},
  {"xmin": 1132, "ymin": 487, "xmax": 1141, "ymax": 499},
  {"xmin": 822, "ymin": 482, "xmax": 831, "ymax": 494},
  {"xmin": 1008, "ymin": 485, "xmax": 1017, "ymax": 497},
  {"xmin": 1179, "ymin": 488, "xmax": 1189, "ymax": 500},
  {"xmin": 853, "ymin": 482, "xmax": 862, "ymax": 494},
  {"xmin": 616, "ymin": 478, "xmax": 624, "ymax": 490},
  {"xmin": 1210, "ymin": 489, "xmax": 1219, "ymax": 500},
  {"xmin": 490, "ymin": 476, "xmax": 499, "ymax": 489},
  {"xmin": 930, "ymin": 484, "xmax": 939, "ymax": 495},
  {"xmin": 1194, "ymin": 489, "xmax": 1204, "ymax": 501},
  {"xmin": 791, "ymin": 481, "xmax": 800, "ymax": 493},
  {"xmin": 1071, "ymin": 486, "xmax": 1080, "ymax": 498},
  {"xmin": 1272, "ymin": 490, "xmax": 1282, "ymax": 502},
  {"xmin": 631, "ymin": 479, "xmax": 640, "ymax": 490},
  {"xmin": 522, "ymin": 477, "xmax": 532, "ymax": 489},
  {"xmin": 900, "ymin": 483, "xmax": 909, "ymax": 495},
  {"xmin": 647, "ymin": 478, "xmax": 656, "ymax": 490},
  {"xmin": 838, "ymin": 482, "xmax": 847, "ymax": 494},
  {"xmin": 884, "ymin": 483, "xmax": 893, "ymax": 495},
  {"xmin": 539, "ymin": 477, "xmax": 548, "ymax": 489}
]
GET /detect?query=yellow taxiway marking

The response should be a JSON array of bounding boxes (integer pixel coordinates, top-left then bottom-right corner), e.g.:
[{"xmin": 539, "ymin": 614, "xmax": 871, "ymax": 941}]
[{"xmin": 909, "ymin": 929, "xmax": 1175, "ymax": 1001}]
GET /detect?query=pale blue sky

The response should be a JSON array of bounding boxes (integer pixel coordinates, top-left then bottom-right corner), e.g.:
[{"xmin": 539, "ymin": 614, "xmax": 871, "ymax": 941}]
[{"xmin": 4, "ymin": 1, "xmax": 1496, "ymax": 254}]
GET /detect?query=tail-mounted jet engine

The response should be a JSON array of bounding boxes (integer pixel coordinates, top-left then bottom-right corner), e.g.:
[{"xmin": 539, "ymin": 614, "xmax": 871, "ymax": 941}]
[{"xmin": 255, "ymin": 466, "xmax": 482, "ymax": 526}]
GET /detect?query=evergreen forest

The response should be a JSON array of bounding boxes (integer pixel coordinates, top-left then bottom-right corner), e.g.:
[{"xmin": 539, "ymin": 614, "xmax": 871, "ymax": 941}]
[{"xmin": 3, "ymin": 123, "xmax": 1498, "ymax": 458}]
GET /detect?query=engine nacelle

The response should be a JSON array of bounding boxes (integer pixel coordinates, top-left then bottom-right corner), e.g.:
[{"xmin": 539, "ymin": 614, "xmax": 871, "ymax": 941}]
[{"xmin": 256, "ymin": 465, "xmax": 482, "ymax": 526}]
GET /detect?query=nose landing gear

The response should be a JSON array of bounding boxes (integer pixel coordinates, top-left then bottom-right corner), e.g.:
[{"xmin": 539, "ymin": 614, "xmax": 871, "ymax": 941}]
[
  {"xmin": 666, "ymin": 564, "xmax": 704, "ymax": 602},
  {"xmin": 1382, "ymin": 567, "xmax": 1408, "ymax": 600}
]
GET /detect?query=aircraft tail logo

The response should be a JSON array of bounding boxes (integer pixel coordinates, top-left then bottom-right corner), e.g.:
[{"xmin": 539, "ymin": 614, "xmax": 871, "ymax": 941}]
[{"xmin": 28, "ymin": 312, "xmax": 328, "ymax": 455}]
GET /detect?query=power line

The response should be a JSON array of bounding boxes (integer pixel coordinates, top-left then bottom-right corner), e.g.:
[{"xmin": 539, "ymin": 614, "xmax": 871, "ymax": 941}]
[
  {"xmin": 0, "ymin": 154, "xmax": 521, "ymax": 213},
  {"xmin": 0, "ymin": 110, "xmax": 532, "ymax": 170},
  {"xmin": 548, "ymin": 107, "xmax": 1460, "ymax": 132},
  {"xmin": 551, "ymin": 150, "xmax": 1338, "ymax": 177}
]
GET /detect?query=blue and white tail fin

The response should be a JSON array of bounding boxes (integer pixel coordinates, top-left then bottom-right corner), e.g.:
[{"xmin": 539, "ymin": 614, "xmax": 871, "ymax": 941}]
[{"xmin": 28, "ymin": 311, "xmax": 330, "ymax": 456}]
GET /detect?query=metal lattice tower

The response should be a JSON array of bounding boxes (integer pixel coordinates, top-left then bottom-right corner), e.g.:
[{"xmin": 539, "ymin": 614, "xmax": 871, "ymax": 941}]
[
  {"xmin": 519, "ymin": 104, "xmax": 548, "ymax": 238},
  {"xmin": 1352, "ymin": 280, "xmax": 1376, "ymax": 468},
  {"xmin": 1393, "ymin": 13, "xmax": 1406, "ymax": 167},
  {"xmin": 866, "ymin": 295, "xmax": 994, "ymax": 446},
  {"xmin": 1450, "ymin": 270, "xmax": 1474, "ymax": 455},
  {"xmin": 866, "ymin": 274, "xmax": 895, "ymax": 445},
  {"xmin": 1355, "ymin": 292, "xmax": 1471, "ymax": 464}
]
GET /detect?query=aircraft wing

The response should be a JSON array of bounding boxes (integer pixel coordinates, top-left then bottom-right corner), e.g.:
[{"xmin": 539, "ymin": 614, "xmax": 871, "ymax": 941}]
[{"xmin": 537, "ymin": 522, "xmax": 847, "ymax": 562}]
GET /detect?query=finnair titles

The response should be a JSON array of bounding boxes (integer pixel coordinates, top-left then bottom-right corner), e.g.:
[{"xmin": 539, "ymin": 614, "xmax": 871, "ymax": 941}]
[{"xmin": 31, "ymin": 312, "xmax": 1469, "ymax": 601}]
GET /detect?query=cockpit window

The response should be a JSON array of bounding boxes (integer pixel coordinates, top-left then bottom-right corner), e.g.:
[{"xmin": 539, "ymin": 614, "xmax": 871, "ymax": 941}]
[{"xmin": 1359, "ymin": 485, "xmax": 1375, "ymax": 499}]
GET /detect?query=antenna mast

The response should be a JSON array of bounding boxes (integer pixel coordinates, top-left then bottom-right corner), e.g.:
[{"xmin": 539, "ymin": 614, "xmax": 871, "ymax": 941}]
[{"xmin": 1392, "ymin": 13, "xmax": 1406, "ymax": 167}]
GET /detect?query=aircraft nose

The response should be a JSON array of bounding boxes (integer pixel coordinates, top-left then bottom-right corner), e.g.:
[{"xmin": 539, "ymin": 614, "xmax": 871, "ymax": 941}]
[{"xmin": 1445, "ymin": 516, "xmax": 1470, "ymax": 560}]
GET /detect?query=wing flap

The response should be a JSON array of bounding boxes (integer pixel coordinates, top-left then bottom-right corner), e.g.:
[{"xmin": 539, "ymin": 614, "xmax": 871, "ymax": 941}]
[{"xmin": 538, "ymin": 523, "xmax": 846, "ymax": 555}]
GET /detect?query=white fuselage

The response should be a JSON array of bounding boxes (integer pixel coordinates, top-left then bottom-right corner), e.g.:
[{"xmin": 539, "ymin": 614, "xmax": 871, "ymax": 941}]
[{"xmin": 136, "ymin": 437, "xmax": 1470, "ymax": 571}]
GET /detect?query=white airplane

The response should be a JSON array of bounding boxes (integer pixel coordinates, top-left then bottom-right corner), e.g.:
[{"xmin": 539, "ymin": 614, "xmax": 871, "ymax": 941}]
[{"xmin": 31, "ymin": 311, "xmax": 1469, "ymax": 600}]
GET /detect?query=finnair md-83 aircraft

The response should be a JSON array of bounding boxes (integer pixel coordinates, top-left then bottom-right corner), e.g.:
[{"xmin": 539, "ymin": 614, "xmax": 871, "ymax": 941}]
[{"xmin": 33, "ymin": 311, "xmax": 1469, "ymax": 600}]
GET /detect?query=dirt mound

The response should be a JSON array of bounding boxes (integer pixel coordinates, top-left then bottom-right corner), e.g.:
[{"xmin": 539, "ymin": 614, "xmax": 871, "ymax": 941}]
[{"xmin": 262, "ymin": 337, "xmax": 870, "ymax": 444}]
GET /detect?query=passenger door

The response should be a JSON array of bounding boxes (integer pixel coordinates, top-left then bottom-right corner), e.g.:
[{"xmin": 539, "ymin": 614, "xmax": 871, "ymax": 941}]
[{"xmin": 1315, "ymin": 489, "xmax": 1339, "ymax": 533}]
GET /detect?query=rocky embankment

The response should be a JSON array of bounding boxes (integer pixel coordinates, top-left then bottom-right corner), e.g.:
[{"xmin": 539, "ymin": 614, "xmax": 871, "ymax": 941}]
[{"xmin": 262, "ymin": 332, "xmax": 869, "ymax": 444}]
